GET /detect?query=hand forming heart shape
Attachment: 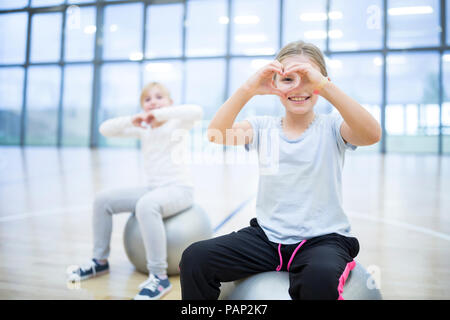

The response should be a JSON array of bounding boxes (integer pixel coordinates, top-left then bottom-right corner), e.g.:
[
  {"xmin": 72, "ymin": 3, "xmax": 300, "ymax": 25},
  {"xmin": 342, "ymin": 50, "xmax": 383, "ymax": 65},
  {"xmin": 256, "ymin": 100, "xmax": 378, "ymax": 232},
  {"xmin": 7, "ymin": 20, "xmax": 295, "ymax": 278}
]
[{"xmin": 273, "ymin": 72, "xmax": 301, "ymax": 96}]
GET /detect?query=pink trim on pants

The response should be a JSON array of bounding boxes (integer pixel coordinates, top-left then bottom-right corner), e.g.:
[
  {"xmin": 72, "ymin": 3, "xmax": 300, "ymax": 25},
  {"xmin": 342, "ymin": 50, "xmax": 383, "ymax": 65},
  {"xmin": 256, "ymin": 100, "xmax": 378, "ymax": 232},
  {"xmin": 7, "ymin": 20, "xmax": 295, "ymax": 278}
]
[{"xmin": 337, "ymin": 260, "xmax": 356, "ymax": 300}]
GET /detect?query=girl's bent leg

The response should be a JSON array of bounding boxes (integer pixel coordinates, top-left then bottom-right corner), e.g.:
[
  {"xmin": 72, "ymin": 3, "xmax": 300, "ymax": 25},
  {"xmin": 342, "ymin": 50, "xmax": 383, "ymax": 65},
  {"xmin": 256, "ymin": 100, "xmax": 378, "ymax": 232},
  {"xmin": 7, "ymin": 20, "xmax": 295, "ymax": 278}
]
[
  {"xmin": 179, "ymin": 218, "xmax": 278, "ymax": 300},
  {"xmin": 135, "ymin": 185, "xmax": 194, "ymax": 276},
  {"xmin": 92, "ymin": 187, "xmax": 149, "ymax": 260},
  {"xmin": 287, "ymin": 234, "xmax": 359, "ymax": 300}
]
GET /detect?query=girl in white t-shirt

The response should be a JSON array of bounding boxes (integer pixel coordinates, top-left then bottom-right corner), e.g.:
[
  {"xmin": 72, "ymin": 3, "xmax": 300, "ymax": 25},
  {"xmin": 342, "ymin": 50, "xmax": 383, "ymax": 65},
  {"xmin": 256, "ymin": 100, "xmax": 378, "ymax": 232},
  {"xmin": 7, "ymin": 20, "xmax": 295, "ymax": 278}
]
[{"xmin": 71, "ymin": 82, "xmax": 202, "ymax": 300}]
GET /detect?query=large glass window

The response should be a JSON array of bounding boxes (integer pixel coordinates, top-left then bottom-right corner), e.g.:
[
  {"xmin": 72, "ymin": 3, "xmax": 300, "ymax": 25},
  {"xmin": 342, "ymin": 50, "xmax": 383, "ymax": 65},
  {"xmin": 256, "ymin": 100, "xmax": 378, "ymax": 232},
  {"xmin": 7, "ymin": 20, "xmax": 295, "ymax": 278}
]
[
  {"xmin": 386, "ymin": 52, "xmax": 440, "ymax": 153},
  {"xmin": 99, "ymin": 63, "xmax": 140, "ymax": 147},
  {"xmin": 0, "ymin": 0, "xmax": 449, "ymax": 154},
  {"xmin": 186, "ymin": 0, "xmax": 228, "ymax": 57},
  {"xmin": 443, "ymin": 52, "xmax": 450, "ymax": 154},
  {"xmin": 62, "ymin": 64, "xmax": 93, "ymax": 146},
  {"xmin": 64, "ymin": 5, "xmax": 96, "ymax": 62},
  {"xmin": 143, "ymin": 60, "xmax": 183, "ymax": 106},
  {"xmin": 25, "ymin": 65, "xmax": 61, "ymax": 146},
  {"xmin": 230, "ymin": 0, "xmax": 279, "ymax": 56},
  {"xmin": 330, "ymin": 0, "xmax": 383, "ymax": 51},
  {"xmin": 103, "ymin": 3, "xmax": 143, "ymax": 61},
  {"xmin": 282, "ymin": 0, "xmax": 326, "ymax": 50},
  {"xmin": 388, "ymin": 0, "xmax": 440, "ymax": 49},
  {"xmin": 0, "ymin": 68, "xmax": 24, "ymax": 145},
  {"xmin": 146, "ymin": 3, "xmax": 183, "ymax": 59},
  {"xmin": 185, "ymin": 59, "xmax": 226, "ymax": 120},
  {"xmin": 30, "ymin": 12, "xmax": 62, "ymax": 63},
  {"xmin": 0, "ymin": 12, "xmax": 28, "ymax": 64},
  {"xmin": 327, "ymin": 53, "xmax": 382, "ymax": 152}
]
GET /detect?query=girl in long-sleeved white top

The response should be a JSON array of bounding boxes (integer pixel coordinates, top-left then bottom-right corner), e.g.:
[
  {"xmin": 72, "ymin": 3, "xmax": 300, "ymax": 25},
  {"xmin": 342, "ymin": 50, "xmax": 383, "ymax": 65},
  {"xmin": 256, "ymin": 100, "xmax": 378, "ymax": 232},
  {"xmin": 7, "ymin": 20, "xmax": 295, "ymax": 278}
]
[{"xmin": 72, "ymin": 82, "xmax": 203, "ymax": 300}]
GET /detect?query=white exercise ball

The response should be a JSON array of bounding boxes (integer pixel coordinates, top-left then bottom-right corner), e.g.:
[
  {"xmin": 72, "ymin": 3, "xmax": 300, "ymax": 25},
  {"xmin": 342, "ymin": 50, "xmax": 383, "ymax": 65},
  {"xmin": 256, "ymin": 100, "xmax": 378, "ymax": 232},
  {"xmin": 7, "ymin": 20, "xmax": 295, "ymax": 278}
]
[
  {"xmin": 123, "ymin": 204, "xmax": 212, "ymax": 276},
  {"xmin": 219, "ymin": 261, "xmax": 382, "ymax": 300}
]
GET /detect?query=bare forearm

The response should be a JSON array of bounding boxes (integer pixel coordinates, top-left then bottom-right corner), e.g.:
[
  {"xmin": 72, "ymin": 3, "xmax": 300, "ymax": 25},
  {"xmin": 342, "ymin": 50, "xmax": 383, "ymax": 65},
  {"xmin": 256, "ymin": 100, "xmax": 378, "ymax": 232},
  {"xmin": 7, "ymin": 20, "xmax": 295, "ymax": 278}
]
[
  {"xmin": 208, "ymin": 87, "xmax": 253, "ymax": 135},
  {"xmin": 320, "ymin": 82, "xmax": 381, "ymax": 143}
]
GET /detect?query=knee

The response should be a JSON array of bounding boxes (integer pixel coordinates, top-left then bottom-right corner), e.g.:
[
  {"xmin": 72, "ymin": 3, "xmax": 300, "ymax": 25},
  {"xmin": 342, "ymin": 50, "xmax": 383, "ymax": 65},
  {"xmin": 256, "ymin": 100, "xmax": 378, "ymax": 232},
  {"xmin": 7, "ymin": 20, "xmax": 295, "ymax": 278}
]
[
  {"xmin": 290, "ymin": 263, "xmax": 340, "ymax": 300},
  {"xmin": 135, "ymin": 197, "xmax": 160, "ymax": 220},
  {"xmin": 93, "ymin": 190, "xmax": 113, "ymax": 214},
  {"xmin": 179, "ymin": 241, "xmax": 210, "ymax": 276}
]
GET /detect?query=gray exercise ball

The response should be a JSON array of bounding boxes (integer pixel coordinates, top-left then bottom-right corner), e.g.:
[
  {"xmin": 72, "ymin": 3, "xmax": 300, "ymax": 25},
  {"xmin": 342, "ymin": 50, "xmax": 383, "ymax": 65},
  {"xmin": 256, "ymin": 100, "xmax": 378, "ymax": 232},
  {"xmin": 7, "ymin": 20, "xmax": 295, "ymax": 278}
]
[
  {"xmin": 219, "ymin": 261, "xmax": 382, "ymax": 300},
  {"xmin": 123, "ymin": 204, "xmax": 212, "ymax": 276}
]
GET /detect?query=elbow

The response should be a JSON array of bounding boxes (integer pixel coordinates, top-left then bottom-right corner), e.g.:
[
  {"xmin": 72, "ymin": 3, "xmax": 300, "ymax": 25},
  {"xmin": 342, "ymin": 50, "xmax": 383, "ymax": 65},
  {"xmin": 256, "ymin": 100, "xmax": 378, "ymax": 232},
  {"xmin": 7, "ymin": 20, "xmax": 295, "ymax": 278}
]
[
  {"xmin": 207, "ymin": 126, "xmax": 224, "ymax": 144},
  {"xmin": 368, "ymin": 126, "xmax": 382, "ymax": 145}
]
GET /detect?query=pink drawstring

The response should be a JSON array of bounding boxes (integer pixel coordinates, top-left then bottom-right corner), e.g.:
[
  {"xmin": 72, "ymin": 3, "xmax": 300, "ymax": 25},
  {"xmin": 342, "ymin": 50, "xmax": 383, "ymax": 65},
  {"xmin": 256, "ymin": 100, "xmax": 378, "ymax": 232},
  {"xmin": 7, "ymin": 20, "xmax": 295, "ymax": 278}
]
[
  {"xmin": 276, "ymin": 243, "xmax": 283, "ymax": 271},
  {"xmin": 287, "ymin": 240, "xmax": 307, "ymax": 271},
  {"xmin": 276, "ymin": 240, "xmax": 307, "ymax": 272}
]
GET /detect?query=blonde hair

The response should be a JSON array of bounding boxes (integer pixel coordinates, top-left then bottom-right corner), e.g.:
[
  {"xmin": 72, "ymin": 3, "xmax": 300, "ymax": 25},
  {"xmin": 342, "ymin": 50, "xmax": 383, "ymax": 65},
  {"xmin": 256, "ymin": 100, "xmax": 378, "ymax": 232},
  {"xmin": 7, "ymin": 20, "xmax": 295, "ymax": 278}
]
[
  {"xmin": 275, "ymin": 40, "xmax": 328, "ymax": 77},
  {"xmin": 139, "ymin": 82, "xmax": 172, "ymax": 107}
]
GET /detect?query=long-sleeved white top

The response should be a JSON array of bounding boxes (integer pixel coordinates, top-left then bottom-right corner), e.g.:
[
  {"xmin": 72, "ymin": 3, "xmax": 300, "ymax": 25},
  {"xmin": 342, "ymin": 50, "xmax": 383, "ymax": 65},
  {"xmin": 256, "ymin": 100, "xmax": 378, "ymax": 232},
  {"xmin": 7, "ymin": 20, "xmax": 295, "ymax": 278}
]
[{"xmin": 99, "ymin": 104, "xmax": 203, "ymax": 188}]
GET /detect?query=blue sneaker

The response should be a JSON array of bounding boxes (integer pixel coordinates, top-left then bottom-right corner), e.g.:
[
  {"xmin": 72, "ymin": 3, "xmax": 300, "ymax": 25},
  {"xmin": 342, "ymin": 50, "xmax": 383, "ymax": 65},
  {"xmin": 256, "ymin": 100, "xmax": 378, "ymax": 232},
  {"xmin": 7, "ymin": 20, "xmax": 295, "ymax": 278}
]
[
  {"xmin": 134, "ymin": 274, "xmax": 172, "ymax": 300},
  {"xmin": 71, "ymin": 259, "xmax": 109, "ymax": 280}
]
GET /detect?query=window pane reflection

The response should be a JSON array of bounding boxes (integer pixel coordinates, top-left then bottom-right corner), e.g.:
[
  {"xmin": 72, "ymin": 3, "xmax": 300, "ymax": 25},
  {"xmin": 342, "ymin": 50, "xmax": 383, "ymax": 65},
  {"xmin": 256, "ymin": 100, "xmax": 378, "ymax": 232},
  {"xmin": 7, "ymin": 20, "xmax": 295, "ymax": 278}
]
[
  {"xmin": 386, "ymin": 52, "xmax": 439, "ymax": 153},
  {"xmin": 231, "ymin": 0, "xmax": 279, "ymax": 56},
  {"xmin": 328, "ymin": 53, "xmax": 382, "ymax": 152},
  {"xmin": 65, "ymin": 5, "xmax": 96, "ymax": 62},
  {"xmin": 0, "ymin": 68, "xmax": 24, "ymax": 145},
  {"xmin": 26, "ymin": 66, "xmax": 61, "ymax": 146},
  {"xmin": 388, "ymin": 0, "xmax": 440, "ymax": 48},
  {"xmin": 146, "ymin": 3, "xmax": 183, "ymax": 58},
  {"xmin": 283, "ymin": 0, "xmax": 326, "ymax": 50},
  {"xmin": 185, "ymin": 59, "xmax": 226, "ymax": 120},
  {"xmin": 0, "ymin": 12, "xmax": 28, "ymax": 64},
  {"xmin": 329, "ymin": 0, "xmax": 383, "ymax": 50},
  {"xmin": 62, "ymin": 64, "xmax": 93, "ymax": 146},
  {"xmin": 443, "ymin": 51, "xmax": 450, "ymax": 154},
  {"xmin": 186, "ymin": 0, "xmax": 227, "ymax": 57},
  {"xmin": 103, "ymin": 3, "xmax": 143, "ymax": 61},
  {"xmin": 0, "ymin": 0, "xmax": 28, "ymax": 10},
  {"xmin": 31, "ymin": 0, "xmax": 63, "ymax": 7},
  {"xmin": 30, "ymin": 13, "xmax": 62, "ymax": 63}
]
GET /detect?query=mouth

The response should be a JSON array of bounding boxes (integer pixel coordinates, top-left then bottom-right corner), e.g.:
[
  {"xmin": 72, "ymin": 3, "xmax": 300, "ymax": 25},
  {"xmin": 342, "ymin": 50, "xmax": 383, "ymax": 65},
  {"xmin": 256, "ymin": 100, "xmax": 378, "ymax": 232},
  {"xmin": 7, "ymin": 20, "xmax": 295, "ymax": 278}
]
[{"xmin": 287, "ymin": 95, "xmax": 311, "ymax": 104}]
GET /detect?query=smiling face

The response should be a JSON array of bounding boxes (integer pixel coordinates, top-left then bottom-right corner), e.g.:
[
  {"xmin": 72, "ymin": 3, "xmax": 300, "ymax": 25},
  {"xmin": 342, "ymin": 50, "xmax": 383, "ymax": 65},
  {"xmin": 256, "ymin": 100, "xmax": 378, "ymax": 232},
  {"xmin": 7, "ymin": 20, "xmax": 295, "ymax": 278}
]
[
  {"xmin": 276, "ymin": 55, "xmax": 322, "ymax": 115},
  {"xmin": 141, "ymin": 85, "xmax": 173, "ymax": 112}
]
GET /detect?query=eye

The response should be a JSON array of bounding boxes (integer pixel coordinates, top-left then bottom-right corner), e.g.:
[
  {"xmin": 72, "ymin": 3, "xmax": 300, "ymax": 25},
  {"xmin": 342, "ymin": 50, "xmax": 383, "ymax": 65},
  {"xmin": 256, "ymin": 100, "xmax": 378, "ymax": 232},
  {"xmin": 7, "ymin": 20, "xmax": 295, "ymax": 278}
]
[
  {"xmin": 281, "ymin": 77, "xmax": 293, "ymax": 82},
  {"xmin": 145, "ymin": 97, "xmax": 151, "ymax": 102}
]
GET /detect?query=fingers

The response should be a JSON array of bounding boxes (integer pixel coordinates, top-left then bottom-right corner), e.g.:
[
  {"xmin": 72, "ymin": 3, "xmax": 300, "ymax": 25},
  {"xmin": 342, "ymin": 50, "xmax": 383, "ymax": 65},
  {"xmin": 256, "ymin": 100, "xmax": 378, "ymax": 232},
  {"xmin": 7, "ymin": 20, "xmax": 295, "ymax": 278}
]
[{"xmin": 283, "ymin": 63, "xmax": 310, "ymax": 76}]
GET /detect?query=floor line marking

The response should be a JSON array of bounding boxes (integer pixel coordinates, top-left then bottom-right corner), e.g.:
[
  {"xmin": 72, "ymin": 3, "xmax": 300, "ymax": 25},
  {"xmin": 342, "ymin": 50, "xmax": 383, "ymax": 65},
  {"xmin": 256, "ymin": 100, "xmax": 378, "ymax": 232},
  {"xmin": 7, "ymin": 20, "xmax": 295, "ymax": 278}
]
[
  {"xmin": 213, "ymin": 195, "xmax": 256, "ymax": 233},
  {"xmin": 347, "ymin": 211, "xmax": 450, "ymax": 242}
]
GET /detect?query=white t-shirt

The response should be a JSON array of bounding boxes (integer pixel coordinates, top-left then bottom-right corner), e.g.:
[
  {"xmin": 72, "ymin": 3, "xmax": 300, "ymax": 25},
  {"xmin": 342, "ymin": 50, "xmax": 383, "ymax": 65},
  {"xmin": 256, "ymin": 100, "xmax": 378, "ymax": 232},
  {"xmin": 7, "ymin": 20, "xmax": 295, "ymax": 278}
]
[
  {"xmin": 245, "ymin": 112, "xmax": 357, "ymax": 244},
  {"xmin": 99, "ymin": 104, "xmax": 203, "ymax": 189}
]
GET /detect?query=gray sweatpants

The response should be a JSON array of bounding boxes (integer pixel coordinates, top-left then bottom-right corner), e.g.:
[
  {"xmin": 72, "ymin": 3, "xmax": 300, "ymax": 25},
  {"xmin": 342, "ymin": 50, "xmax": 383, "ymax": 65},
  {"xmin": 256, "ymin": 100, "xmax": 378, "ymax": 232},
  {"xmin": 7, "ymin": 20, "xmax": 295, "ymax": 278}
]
[{"xmin": 92, "ymin": 185, "xmax": 194, "ymax": 275}]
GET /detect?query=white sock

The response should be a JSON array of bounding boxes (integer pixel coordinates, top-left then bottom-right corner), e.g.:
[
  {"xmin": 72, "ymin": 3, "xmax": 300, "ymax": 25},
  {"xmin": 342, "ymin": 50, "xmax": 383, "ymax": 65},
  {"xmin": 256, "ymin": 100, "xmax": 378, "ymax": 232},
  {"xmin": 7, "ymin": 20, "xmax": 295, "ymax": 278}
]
[{"xmin": 156, "ymin": 273, "xmax": 168, "ymax": 280}]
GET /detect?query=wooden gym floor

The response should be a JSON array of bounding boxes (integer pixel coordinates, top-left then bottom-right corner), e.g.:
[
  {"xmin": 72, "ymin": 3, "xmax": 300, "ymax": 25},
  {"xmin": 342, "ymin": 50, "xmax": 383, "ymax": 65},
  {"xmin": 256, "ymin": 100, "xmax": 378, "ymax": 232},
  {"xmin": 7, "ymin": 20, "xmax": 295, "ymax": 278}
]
[{"xmin": 0, "ymin": 146, "xmax": 449, "ymax": 300}]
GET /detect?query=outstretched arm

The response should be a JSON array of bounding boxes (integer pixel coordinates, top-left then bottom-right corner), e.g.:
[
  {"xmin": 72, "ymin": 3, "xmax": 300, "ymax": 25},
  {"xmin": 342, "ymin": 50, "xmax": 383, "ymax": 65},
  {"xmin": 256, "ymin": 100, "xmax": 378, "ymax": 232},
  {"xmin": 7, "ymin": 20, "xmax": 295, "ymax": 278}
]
[{"xmin": 99, "ymin": 116, "xmax": 142, "ymax": 138}]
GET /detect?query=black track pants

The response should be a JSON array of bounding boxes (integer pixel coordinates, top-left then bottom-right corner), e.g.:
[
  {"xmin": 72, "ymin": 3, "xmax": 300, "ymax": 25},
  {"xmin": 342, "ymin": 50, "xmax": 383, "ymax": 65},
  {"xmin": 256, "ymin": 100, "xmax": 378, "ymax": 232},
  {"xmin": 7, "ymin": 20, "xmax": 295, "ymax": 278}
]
[{"xmin": 179, "ymin": 218, "xmax": 359, "ymax": 300}]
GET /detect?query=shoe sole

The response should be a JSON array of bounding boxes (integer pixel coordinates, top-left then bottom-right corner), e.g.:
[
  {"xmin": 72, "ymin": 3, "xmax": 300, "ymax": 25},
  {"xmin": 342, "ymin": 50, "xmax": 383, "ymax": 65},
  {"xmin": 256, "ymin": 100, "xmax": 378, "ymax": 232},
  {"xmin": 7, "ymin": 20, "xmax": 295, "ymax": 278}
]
[{"xmin": 134, "ymin": 284, "xmax": 173, "ymax": 300}]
